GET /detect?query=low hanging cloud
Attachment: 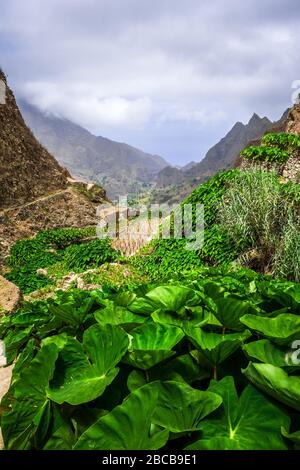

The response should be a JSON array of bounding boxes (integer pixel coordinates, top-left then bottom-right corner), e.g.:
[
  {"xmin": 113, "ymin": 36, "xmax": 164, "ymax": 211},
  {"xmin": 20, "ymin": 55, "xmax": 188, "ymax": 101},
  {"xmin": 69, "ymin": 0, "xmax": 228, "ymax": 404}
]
[{"xmin": 1, "ymin": 0, "xmax": 300, "ymax": 164}]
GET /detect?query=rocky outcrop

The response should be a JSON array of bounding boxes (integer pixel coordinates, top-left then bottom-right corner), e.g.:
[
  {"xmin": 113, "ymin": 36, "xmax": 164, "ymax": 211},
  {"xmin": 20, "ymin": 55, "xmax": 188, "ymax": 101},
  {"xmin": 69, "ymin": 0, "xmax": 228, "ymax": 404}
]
[
  {"xmin": 286, "ymin": 104, "xmax": 300, "ymax": 135},
  {"xmin": 0, "ymin": 275, "xmax": 21, "ymax": 314},
  {"xmin": 0, "ymin": 70, "xmax": 70, "ymax": 210}
]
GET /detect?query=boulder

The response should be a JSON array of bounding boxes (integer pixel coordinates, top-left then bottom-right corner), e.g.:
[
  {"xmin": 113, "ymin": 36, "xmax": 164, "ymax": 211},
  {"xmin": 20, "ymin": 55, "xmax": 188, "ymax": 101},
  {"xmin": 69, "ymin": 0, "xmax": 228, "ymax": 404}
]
[{"xmin": 0, "ymin": 275, "xmax": 22, "ymax": 314}]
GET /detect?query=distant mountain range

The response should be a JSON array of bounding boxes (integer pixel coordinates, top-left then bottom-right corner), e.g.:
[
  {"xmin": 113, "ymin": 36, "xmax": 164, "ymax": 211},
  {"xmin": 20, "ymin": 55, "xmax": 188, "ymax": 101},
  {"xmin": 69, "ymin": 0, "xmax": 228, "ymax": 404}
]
[
  {"xmin": 19, "ymin": 101, "xmax": 168, "ymax": 199},
  {"xmin": 154, "ymin": 110, "xmax": 289, "ymax": 202},
  {"xmin": 18, "ymin": 99, "xmax": 289, "ymax": 204}
]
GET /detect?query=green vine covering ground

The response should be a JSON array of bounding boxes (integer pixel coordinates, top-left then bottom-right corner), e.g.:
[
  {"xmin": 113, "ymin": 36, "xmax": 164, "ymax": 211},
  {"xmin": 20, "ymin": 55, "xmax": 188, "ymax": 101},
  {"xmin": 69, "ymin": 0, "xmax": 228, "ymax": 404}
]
[{"xmin": 0, "ymin": 132, "xmax": 300, "ymax": 450}]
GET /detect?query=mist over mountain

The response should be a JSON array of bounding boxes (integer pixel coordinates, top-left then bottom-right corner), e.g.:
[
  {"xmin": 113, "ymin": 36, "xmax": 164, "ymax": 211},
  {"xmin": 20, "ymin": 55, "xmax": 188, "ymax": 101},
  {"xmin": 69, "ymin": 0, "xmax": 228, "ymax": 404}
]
[{"xmin": 19, "ymin": 101, "xmax": 168, "ymax": 199}]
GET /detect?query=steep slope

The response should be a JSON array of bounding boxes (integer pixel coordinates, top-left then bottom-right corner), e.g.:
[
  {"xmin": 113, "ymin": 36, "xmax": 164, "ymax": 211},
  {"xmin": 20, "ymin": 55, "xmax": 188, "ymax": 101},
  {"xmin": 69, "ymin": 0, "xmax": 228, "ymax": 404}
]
[
  {"xmin": 0, "ymin": 71, "xmax": 108, "ymax": 265},
  {"xmin": 0, "ymin": 71, "xmax": 70, "ymax": 210},
  {"xmin": 19, "ymin": 101, "xmax": 168, "ymax": 198}
]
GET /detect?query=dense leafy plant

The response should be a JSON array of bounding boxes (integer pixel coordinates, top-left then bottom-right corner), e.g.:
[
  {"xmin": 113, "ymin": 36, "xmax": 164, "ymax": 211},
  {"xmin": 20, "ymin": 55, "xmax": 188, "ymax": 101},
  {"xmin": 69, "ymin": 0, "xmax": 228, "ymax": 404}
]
[
  {"xmin": 131, "ymin": 170, "xmax": 239, "ymax": 280},
  {"xmin": 262, "ymin": 132, "xmax": 300, "ymax": 151},
  {"xmin": 1, "ymin": 270, "xmax": 299, "ymax": 450},
  {"xmin": 35, "ymin": 226, "xmax": 96, "ymax": 249},
  {"xmin": 241, "ymin": 146, "xmax": 290, "ymax": 164},
  {"xmin": 63, "ymin": 239, "xmax": 120, "ymax": 271},
  {"xmin": 5, "ymin": 227, "xmax": 119, "ymax": 293}
]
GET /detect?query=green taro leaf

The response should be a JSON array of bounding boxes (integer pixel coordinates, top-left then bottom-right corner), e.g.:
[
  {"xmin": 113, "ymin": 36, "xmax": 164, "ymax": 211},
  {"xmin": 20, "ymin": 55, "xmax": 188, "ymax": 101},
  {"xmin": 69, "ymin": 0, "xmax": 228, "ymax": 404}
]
[
  {"xmin": 185, "ymin": 327, "xmax": 251, "ymax": 366},
  {"xmin": 281, "ymin": 427, "xmax": 300, "ymax": 447},
  {"xmin": 94, "ymin": 302, "xmax": 146, "ymax": 328},
  {"xmin": 3, "ymin": 326, "xmax": 33, "ymax": 364},
  {"xmin": 127, "ymin": 354, "xmax": 209, "ymax": 392},
  {"xmin": 185, "ymin": 376, "xmax": 289, "ymax": 450},
  {"xmin": 210, "ymin": 294, "xmax": 256, "ymax": 331},
  {"xmin": 43, "ymin": 408, "xmax": 76, "ymax": 450},
  {"xmin": 151, "ymin": 306, "xmax": 209, "ymax": 329},
  {"xmin": 145, "ymin": 285, "xmax": 200, "ymax": 312},
  {"xmin": 240, "ymin": 313, "xmax": 300, "ymax": 345},
  {"xmin": 243, "ymin": 339, "xmax": 300, "ymax": 370},
  {"xmin": 151, "ymin": 381, "xmax": 222, "ymax": 433},
  {"xmin": 261, "ymin": 284, "xmax": 300, "ymax": 314},
  {"xmin": 48, "ymin": 324, "xmax": 129, "ymax": 405},
  {"xmin": 123, "ymin": 323, "xmax": 184, "ymax": 370},
  {"xmin": 243, "ymin": 363, "xmax": 300, "ymax": 411},
  {"xmin": 73, "ymin": 385, "xmax": 169, "ymax": 450},
  {"xmin": 1, "ymin": 343, "xmax": 59, "ymax": 450}
]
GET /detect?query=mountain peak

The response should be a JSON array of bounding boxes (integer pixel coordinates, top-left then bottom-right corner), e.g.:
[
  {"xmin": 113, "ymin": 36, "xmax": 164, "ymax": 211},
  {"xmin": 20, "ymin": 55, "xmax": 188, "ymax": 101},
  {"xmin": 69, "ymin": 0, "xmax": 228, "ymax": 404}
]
[{"xmin": 248, "ymin": 113, "xmax": 271, "ymax": 126}]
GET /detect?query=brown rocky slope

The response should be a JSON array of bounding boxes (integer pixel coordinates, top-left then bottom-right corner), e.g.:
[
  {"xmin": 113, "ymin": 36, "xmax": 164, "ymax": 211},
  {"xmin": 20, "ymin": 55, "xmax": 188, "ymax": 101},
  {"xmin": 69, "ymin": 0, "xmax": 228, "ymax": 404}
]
[{"xmin": 0, "ymin": 70, "xmax": 109, "ymax": 265}]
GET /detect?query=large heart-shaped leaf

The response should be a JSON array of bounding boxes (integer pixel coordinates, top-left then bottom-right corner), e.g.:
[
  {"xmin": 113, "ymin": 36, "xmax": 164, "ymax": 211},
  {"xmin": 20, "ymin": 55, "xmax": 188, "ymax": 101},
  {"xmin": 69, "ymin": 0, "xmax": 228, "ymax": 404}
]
[
  {"xmin": 185, "ymin": 327, "xmax": 251, "ymax": 365},
  {"xmin": 146, "ymin": 285, "xmax": 200, "ymax": 312},
  {"xmin": 208, "ymin": 292, "xmax": 256, "ymax": 331},
  {"xmin": 151, "ymin": 381, "xmax": 222, "ymax": 433},
  {"xmin": 260, "ymin": 284, "xmax": 300, "ymax": 314},
  {"xmin": 48, "ymin": 324, "xmax": 129, "ymax": 405},
  {"xmin": 185, "ymin": 376, "xmax": 289, "ymax": 450},
  {"xmin": 243, "ymin": 363, "xmax": 300, "ymax": 411},
  {"xmin": 243, "ymin": 339, "xmax": 300, "ymax": 370},
  {"xmin": 73, "ymin": 385, "xmax": 169, "ymax": 450},
  {"xmin": 240, "ymin": 314, "xmax": 300, "ymax": 345},
  {"xmin": 123, "ymin": 323, "xmax": 184, "ymax": 370},
  {"xmin": 1, "ymin": 343, "xmax": 59, "ymax": 450},
  {"xmin": 127, "ymin": 354, "xmax": 209, "ymax": 392},
  {"xmin": 94, "ymin": 302, "xmax": 146, "ymax": 328},
  {"xmin": 151, "ymin": 306, "xmax": 209, "ymax": 329}
]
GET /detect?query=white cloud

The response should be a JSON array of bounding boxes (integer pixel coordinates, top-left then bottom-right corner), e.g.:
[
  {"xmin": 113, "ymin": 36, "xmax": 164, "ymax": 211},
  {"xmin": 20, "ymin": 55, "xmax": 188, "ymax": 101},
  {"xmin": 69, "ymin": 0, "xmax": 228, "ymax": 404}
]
[
  {"xmin": 1, "ymin": 0, "xmax": 300, "ymax": 163},
  {"xmin": 23, "ymin": 80, "xmax": 153, "ymax": 129}
]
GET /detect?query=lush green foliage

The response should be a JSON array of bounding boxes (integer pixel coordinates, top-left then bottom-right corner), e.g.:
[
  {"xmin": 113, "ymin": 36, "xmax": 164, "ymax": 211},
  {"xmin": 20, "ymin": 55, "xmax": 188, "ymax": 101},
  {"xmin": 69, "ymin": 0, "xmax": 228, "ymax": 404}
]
[
  {"xmin": 35, "ymin": 226, "xmax": 96, "ymax": 249},
  {"xmin": 62, "ymin": 239, "xmax": 119, "ymax": 271},
  {"xmin": 183, "ymin": 169, "xmax": 239, "ymax": 227},
  {"xmin": 131, "ymin": 170, "xmax": 239, "ymax": 279},
  {"xmin": 262, "ymin": 132, "xmax": 300, "ymax": 150},
  {"xmin": 1, "ymin": 268, "xmax": 299, "ymax": 450},
  {"xmin": 5, "ymin": 227, "xmax": 119, "ymax": 293},
  {"xmin": 241, "ymin": 146, "xmax": 290, "ymax": 164},
  {"xmin": 241, "ymin": 132, "xmax": 300, "ymax": 165}
]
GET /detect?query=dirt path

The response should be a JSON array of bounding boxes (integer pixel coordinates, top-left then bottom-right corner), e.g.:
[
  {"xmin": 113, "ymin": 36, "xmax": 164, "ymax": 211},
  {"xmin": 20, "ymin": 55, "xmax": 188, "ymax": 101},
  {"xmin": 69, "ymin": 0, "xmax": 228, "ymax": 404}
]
[{"xmin": 0, "ymin": 189, "xmax": 69, "ymax": 216}]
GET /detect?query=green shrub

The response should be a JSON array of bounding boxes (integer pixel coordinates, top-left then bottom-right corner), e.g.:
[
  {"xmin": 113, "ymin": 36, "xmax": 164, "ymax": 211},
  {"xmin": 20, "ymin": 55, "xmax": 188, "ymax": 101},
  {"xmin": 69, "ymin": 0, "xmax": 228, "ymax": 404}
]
[
  {"xmin": 262, "ymin": 132, "xmax": 300, "ymax": 151},
  {"xmin": 183, "ymin": 169, "xmax": 239, "ymax": 227},
  {"xmin": 63, "ymin": 239, "xmax": 120, "ymax": 271},
  {"xmin": 241, "ymin": 146, "xmax": 290, "ymax": 164},
  {"xmin": 131, "ymin": 238, "xmax": 204, "ymax": 281},
  {"xmin": 36, "ymin": 226, "xmax": 96, "ymax": 248}
]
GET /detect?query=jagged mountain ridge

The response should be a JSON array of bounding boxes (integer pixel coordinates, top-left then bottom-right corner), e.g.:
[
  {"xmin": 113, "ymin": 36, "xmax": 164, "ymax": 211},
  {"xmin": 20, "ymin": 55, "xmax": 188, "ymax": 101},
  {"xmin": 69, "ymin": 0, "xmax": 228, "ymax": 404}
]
[
  {"xmin": 156, "ymin": 111, "xmax": 289, "ymax": 190},
  {"xmin": 19, "ymin": 100, "xmax": 168, "ymax": 198}
]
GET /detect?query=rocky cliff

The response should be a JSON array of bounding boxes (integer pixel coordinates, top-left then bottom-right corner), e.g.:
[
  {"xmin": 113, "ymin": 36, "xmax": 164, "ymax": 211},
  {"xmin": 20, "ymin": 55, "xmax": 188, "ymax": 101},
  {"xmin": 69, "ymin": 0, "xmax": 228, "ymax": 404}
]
[
  {"xmin": 0, "ymin": 70, "xmax": 70, "ymax": 210},
  {"xmin": 0, "ymin": 71, "xmax": 108, "ymax": 265}
]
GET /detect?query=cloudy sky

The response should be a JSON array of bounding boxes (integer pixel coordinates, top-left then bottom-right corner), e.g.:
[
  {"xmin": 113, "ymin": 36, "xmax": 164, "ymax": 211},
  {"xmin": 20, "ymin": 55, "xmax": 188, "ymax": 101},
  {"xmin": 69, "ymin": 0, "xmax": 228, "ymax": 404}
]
[{"xmin": 1, "ymin": 0, "xmax": 300, "ymax": 165}]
